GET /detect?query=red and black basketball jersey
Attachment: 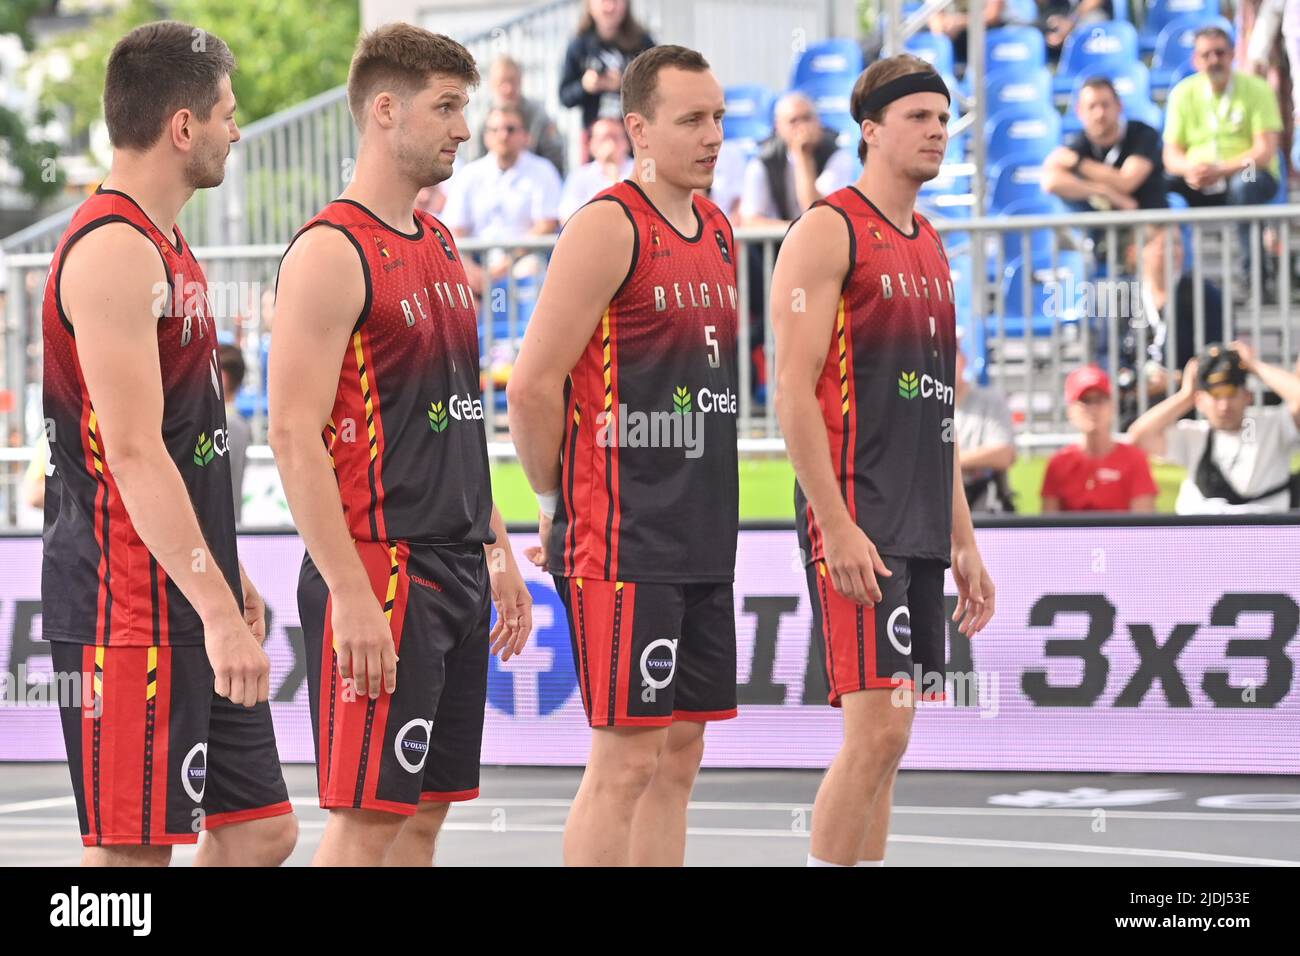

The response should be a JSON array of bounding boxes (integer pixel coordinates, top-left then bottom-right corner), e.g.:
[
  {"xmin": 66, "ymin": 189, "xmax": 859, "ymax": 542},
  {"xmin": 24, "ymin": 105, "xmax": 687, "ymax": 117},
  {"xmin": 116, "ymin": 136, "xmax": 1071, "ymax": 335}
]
[
  {"xmin": 548, "ymin": 181, "xmax": 740, "ymax": 583},
  {"xmin": 282, "ymin": 199, "xmax": 492, "ymax": 546},
  {"xmin": 795, "ymin": 186, "xmax": 957, "ymax": 567},
  {"xmin": 42, "ymin": 187, "xmax": 241, "ymax": 646}
]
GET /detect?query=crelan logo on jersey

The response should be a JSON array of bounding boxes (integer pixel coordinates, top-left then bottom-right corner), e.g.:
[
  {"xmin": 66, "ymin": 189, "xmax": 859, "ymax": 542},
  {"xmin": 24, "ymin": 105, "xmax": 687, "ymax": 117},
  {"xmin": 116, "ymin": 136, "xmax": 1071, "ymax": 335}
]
[
  {"xmin": 192, "ymin": 429, "xmax": 229, "ymax": 466},
  {"xmin": 898, "ymin": 370, "xmax": 953, "ymax": 404},
  {"xmin": 429, "ymin": 394, "xmax": 483, "ymax": 433},
  {"xmin": 596, "ymin": 384, "xmax": 735, "ymax": 459}
]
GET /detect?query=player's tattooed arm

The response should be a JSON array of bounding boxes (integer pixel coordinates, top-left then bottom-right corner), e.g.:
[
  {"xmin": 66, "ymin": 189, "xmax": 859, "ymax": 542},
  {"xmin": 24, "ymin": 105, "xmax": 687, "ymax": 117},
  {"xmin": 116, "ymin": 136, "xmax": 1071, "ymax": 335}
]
[
  {"xmin": 508, "ymin": 198, "xmax": 633, "ymax": 567},
  {"xmin": 485, "ymin": 506, "xmax": 533, "ymax": 662},
  {"xmin": 63, "ymin": 223, "xmax": 268, "ymax": 707},
  {"xmin": 269, "ymin": 224, "xmax": 397, "ymax": 699},
  {"xmin": 772, "ymin": 206, "xmax": 890, "ymax": 607}
]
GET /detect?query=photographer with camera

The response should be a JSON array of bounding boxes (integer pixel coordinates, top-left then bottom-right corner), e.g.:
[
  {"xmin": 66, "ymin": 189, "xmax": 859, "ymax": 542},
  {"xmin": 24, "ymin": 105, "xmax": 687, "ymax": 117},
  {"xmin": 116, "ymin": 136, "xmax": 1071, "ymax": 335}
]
[{"xmin": 1128, "ymin": 342, "xmax": 1300, "ymax": 514}]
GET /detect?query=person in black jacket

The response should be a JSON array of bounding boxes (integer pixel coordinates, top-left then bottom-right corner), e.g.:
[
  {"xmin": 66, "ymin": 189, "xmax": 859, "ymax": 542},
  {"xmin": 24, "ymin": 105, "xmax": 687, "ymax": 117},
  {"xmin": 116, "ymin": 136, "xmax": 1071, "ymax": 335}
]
[{"xmin": 559, "ymin": 0, "xmax": 655, "ymax": 143}]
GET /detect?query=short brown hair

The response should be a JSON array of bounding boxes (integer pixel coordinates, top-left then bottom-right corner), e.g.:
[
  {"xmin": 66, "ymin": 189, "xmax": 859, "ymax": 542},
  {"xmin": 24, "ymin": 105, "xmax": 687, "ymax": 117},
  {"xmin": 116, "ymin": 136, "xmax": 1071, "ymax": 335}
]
[
  {"xmin": 1078, "ymin": 76, "xmax": 1119, "ymax": 101},
  {"xmin": 347, "ymin": 23, "xmax": 480, "ymax": 128},
  {"xmin": 621, "ymin": 45, "xmax": 710, "ymax": 120},
  {"xmin": 850, "ymin": 53, "xmax": 940, "ymax": 163},
  {"xmin": 104, "ymin": 21, "xmax": 235, "ymax": 151},
  {"xmin": 1194, "ymin": 25, "xmax": 1232, "ymax": 47}
]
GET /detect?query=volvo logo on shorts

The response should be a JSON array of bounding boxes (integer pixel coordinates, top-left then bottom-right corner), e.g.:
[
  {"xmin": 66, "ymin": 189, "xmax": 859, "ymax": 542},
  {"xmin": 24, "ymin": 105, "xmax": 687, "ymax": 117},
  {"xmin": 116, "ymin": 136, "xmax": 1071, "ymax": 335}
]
[
  {"xmin": 394, "ymin": 718, "xmax": 434, "ymax": 774},
  {"xmin": 639, "ymin": 638, "xmax": 678, "ymax": 703},
  {"xmin": 886, "ymin": 605, "xmax": 912, "ymax": 656},
  {"xmin": 181, "ymin": 742, "xmax": 208, "ymax": 803}
]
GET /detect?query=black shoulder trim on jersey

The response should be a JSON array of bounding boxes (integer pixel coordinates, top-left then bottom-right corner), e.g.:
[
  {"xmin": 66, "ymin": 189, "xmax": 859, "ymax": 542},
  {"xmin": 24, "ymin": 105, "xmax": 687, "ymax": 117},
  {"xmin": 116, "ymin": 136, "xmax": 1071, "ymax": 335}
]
[
  {"xmin": 278, "ymin": 220, "xmax": 374, "ymax": 336},
  {"xmin": 848, "ymin": 185, "xmax": 919, "ymax": 240},
  {"xmin": 331, "ymin": 198, "xmax": 424, "ymax": 241},
  {"xmin": 55, "ymin": 216, "xmax": 173, "ymax": 340},
  {"xmin": 820, "ymin": 201, "xmax": 857, "ymax": 294},
  {"xmin": 591, "ymin": 195, "xmax": 640, "ymax": 302},
  {"xmin": 624, "ymin": 178, "xmax": 704, "ymax": 243},
  {"xmin": 94, "ymin": 186, "xmax": 183, "ymax": 255}
]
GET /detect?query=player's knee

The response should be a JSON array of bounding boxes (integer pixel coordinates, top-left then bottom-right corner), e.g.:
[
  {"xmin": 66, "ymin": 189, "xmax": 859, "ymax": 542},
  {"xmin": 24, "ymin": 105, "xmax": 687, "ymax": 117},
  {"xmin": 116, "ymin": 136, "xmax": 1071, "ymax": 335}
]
[
  {"xmin": 657, "ymin": 727, "xmax": 706, "ymax": 790},
  {"xmin": 255, "ymin": 813, "xmax": 299, "ymax": 866},
  {"xmin": 590, "ymin": 750, "xmax": 660, "ymax": 802},
  {"xmin": 409, "ymin": 800, "xmax": 451, "ymax": 836},
  {"xmin": 841, "ymin": 725, "xmax": 910, "ymax": 777}
]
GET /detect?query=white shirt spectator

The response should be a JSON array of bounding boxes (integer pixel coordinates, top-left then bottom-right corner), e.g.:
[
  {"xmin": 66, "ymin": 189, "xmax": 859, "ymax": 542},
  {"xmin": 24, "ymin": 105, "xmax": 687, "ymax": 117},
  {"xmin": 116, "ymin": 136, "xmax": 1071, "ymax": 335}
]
[
  {"xmin": 709, "ymin": 139, "xmax": 750, "ymax": 219},
  {"xmin": 1161, "ymin": 405, "xmax": 1299, "ymax": 514},
  {"xmin": 560, "ymin": 157, "xmax": 634, "ymax": 222},
  {"xmin": 739, "ymin": 147, "xmax": 859, "ymax": 221},
  {"xmin": 443, "ymin": 149, "xmax": 562, "ymax": 244}
]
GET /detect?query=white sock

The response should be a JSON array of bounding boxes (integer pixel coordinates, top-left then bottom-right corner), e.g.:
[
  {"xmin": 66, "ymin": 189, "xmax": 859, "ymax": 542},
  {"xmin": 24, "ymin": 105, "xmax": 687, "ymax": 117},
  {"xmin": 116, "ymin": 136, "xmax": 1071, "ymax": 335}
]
[
  {"xmin": 806, "ymin": 854, "xmax": 849, "ymax": 867},
  {"xmin": 856, "ymin": 859, "xmax": 884, "ymax": 867}
]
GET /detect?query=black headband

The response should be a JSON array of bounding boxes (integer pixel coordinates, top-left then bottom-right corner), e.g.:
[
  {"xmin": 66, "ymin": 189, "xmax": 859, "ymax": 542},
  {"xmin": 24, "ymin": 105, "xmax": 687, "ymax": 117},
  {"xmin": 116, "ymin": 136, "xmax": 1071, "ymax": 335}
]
[{"xmin": 857, "ymin": 71, "xmax": 951, "ymax": 118}]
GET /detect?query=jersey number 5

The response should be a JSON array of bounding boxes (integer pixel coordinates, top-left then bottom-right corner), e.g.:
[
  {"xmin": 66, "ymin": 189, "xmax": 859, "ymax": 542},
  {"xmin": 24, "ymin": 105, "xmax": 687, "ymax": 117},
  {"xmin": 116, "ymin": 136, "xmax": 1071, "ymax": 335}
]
[{"xmin": 705, "ymin": 325, "xmax": 720, "ymax": 368}]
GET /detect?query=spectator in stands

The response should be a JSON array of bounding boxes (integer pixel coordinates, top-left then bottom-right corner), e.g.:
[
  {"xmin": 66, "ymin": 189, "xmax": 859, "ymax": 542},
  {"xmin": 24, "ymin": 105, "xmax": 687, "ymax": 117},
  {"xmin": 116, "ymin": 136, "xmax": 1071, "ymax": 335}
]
[
  {"xmin": 709, "ymin": 139, "xmax": 749, "ymax": 219},
  {"xmin": 1164, "ymin": 26, "xmax": 1282, "ymax": 288},
  {"xmin": 1041, "ymin": 366, "xmax": 1158, "ymax": 512},
  {"xmin": 1042, "ymin": 1, "xmax": 1113, "ymax": 60},
  {"xmin": 476, "ymin": 54, "xmax": 567, "ymax": 176},
  {"xmin": 559, "ymin": 116, "xmax": 632, "ymax": 222},
  {"xmin": 928, "ymin": 0, "xmax": 1006, "ymax": 66},
  {"xmin": 219, "ymin": 344, "xmax": 250, "ymax": 525},
  {"xmin": 1128, "ymin": 342, "xmax": 1300, "ymax": 513},
  {"xmin": 443, "ymin": 104, "xmax": 563, "ymax": 287},
  {"xmin": 955, "ymin": 346, "xmax": 1018, "ymax": 513},
  {"xmin": 739, "ymin": 92, "xmax": 858, "ymax": 227},
  {"xmin": 1042, "ymin": 77, "xmax": 1165, "ymax": 213},
  {"xmin": 1095, "ymin": 226, "xmax": 1224, "ymax": 428},
  {"xmin": 559, "ymin": 0, "xmax": 654, "ymax": 152}
]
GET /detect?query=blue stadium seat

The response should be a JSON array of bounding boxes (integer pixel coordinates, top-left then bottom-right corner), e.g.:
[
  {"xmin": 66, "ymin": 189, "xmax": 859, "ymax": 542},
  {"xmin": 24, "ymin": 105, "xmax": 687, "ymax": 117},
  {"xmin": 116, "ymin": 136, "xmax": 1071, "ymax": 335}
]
[
  {"xmin": 790, "ymin": 74, "xmax": 858, "ymax": 140},
  {"xmin": 998, "ymin": 253, "xmax": 1087, "ymax": 338},
  {"xmin": 987, "ymin": 66, "xmax": 1054, "ymax": 115},
  {"xmin": 989, "ymin": 151, "xmax": 1051, "ymax": 212},
  {"xmin": 723, "ymin": 85, "xmax": 774, "ymax": 142},
  {"xmin": 791, "ymin": 38, "xmax": 864, "ymax": 90},
  {"xmin": 948, "ymin": 255, "xmax": 989, "ymax": 384},
  {"xmin": 1140, "ymin": 0, "xmax": 1221, "ymax": 55},
  {"xmin": 990, "ymin": 196, "xmax": 1076, "ymax": 280},
  {"xmin": 1151, "ymin": 15, "xmax": 1233, "ymax": 97},
  {"xmin": 986, "ymin": 26, "xmax": 1048, "ymax": 72},
  {"xmin": 1054, "ymin": 20, "xmax": 1140, "ymax": 96},
  {"xmin": 1073, "ymin": 59, "xmax": 1151, "ymax": 102},
  {"xmin": 987, "ymin": 107, "xmax": 1061, "ymax": 164},
  {"xmin": 905, "ymin": 31, "xmax": 955, "ymax": 76},
  {"xmin": 1111, "ymin": 0, "xmax": 1131, "ymax": 22}
]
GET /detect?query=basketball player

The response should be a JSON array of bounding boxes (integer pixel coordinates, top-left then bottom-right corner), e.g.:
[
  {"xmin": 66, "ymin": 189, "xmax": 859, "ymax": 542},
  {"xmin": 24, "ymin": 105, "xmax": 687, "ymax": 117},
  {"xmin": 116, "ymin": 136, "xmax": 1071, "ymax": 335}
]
[
  {"xmin": 771, "ymin": 54, "xmax": 995, "ymax": 867},
  {"xmin": 270, "ymin": 24, "xmax": 532, "ymax": 867},
  {"xmin": 507, "ymin": 45, "xmax": 739, "ymax": 867},
  {"xmin": 42, "ymin": 21, "xmax": 296, "ymax": 865}
]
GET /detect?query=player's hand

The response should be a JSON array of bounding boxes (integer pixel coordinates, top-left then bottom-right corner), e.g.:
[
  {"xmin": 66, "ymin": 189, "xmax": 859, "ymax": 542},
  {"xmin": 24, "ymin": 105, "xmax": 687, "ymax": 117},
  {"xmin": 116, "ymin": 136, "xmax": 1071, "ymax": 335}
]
[
  {"xmin": 1228, "ymin": 339, "xmax": 1257, "ymax": 373},
  {"xmin": 951, "ymin": 544, "xmax": 994, "ymax": 636},
  {"xmin": 331, "ymin": 589, "xmax": 398, "ymax": 699},
  {"xmin": 821, "ymin": 518, "xmax": 891, "ymax": 606},
  {"xmin": 239, "ymin": 566, "xmax": 268, "ymax": 645},
  {"xmin": 204, "ymin": 608, "xmax": 271, "ymax": 708},
  {"xmin": 523, "ymin": 510, "xmax": 553, "ymax": 569},
  {"xmin": 488, "ymin": 560, "xmax": 534, "ymax": 662}
]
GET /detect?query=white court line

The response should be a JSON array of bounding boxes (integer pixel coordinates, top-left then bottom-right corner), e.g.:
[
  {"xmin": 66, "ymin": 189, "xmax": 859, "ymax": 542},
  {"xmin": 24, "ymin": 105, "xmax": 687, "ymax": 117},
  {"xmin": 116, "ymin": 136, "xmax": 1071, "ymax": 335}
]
[
  {"xmin": 1, "ymin": 817, "xmax": 1294, "ymax": 865},
  {"xmin": 5, "ymin": 795, "xmax": 1299, "ymax": 825},
  {"xmin": 0, "ymin": 796, "xmax": 76, "ymax": 815}
]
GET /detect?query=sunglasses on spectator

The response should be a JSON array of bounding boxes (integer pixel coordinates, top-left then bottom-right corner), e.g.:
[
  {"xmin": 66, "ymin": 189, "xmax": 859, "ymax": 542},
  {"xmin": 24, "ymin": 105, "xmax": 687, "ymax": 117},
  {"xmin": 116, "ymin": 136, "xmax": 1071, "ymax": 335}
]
[{"xmin": 487, "ymin": 124, "xmax": 522, "ymax": 134}]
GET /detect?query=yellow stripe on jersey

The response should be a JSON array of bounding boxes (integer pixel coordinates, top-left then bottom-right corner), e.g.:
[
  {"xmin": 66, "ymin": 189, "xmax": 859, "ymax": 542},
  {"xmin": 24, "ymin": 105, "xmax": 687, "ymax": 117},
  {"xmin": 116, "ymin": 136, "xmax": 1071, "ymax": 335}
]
[{"xmin": 353, "ymin": 331, "xmax": 378, "ymax": 462}]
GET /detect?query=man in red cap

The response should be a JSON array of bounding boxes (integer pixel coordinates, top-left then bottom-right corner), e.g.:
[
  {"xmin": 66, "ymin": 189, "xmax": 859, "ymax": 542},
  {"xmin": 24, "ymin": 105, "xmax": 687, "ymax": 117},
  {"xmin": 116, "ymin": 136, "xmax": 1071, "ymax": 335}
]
[{"xmin": 1041, "ymin": 366, "xmax": 1158, "ymax": 513}]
